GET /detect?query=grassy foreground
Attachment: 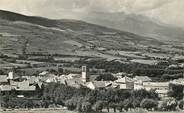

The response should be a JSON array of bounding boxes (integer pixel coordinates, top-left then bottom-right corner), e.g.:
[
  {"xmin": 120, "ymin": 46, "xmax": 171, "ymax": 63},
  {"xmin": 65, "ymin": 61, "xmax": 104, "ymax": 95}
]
[{"xmin": 2, "ymin": 109, "xmax": 183, "ymax": 113}]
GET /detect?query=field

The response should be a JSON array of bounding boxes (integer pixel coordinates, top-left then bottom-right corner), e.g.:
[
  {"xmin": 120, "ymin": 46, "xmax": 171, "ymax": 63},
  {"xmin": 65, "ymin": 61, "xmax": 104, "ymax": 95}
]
[{"xmin": 2, "ymin": 109, "xmax": 183, "ymax": 113}]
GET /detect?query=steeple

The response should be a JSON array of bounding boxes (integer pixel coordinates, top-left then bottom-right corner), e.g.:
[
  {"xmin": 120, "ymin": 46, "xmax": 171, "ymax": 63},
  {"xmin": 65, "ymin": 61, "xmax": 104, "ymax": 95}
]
[
  {"xmin": 82, "ymin": 66, "xmax": 89, "ymax": 82},
  {"xmin": 8, "ymin": 71, "xmax": 14, "ymax": 80}
]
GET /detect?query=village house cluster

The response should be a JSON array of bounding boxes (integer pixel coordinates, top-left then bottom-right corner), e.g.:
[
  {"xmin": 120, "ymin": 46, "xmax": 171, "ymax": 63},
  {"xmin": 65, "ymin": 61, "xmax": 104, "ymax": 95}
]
[{"xmin": 0, "ymin": 66, "xmax": 183, "ymax": 98}]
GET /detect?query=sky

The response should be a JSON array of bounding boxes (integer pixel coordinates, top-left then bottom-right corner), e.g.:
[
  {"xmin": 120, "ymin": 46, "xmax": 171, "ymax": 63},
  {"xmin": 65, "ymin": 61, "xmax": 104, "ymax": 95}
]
[{"xmin": 0, "ymin": 0, "xmax": 183, "ymax": 28}]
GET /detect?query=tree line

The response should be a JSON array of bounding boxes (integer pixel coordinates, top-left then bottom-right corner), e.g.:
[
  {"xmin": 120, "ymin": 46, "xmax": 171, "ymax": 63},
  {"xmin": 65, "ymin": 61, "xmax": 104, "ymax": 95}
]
[{"xmin": 1, "ymin": 83, "xmax": 183, "ymax": 112}]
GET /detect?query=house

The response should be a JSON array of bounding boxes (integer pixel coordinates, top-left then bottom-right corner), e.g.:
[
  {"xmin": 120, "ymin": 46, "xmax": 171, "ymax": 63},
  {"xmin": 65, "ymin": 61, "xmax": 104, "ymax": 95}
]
[
  {"xmin": 143, "ymin": 82, "xmax": 169, "ymax": 97},
  {"xmin": 0, "ymin": 75, "xmax": 8, "ymax": 84},
  {"xmin": 67, "ymin": 73, "xmax": 81, "ymax": 79},
  {"xmin": 115, "ymin": 76, "xmax": 134, "ymax": 89},
  {"xmin": 133, "ymin": 76, "xmax": 152, "ymax": 90},
  {"xmin": 39, "ymin": 71, "xmax": 49, "ymax": 76},
  {"xmin": 22, "ymin": 76, "xmax": 39, "ymax": 82},
  {"xmin": 9, "ymin": 80, "xmax": 36, "ymax": 91},
  {"xmin": 14, "ymin": 80, "xmax": 36, "ymax": 91},
  {"xmin": 0, "ymin": 85, "xmax": 12, "ymax": 92},
  {"xmin": 40, "ymin": 74, "xmax": 58, "ymax": 83},
  {"xmin": 86, "ymin": 81, "xmax": 106, "ymax": 90},
  {"xmin": 112, "ymin": 72, "xmax": 127, "ymax": 79},
  {"xmin": 23, "ymin": 76, "xmax": 40, "ymax": 85},
  {"xmin": 15, "ymin": 85, "xmax": 36, "ymax": 91},
  {"xmin": 170, "ymin": 78, "xmax": 184, "ymax": 85},
  {"xmin": 105, "ymin": 81, "xmax": 119, "ymax": 89},
  {"xmin": 65, "ymin": 78, "xmax": 83, "ymax": 88}
]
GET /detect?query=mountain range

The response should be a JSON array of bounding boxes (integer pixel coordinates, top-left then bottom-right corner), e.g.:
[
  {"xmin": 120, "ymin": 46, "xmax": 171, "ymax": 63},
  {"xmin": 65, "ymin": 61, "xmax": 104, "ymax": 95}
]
[{"xmin": 82, "ymin": 12, "xmax": 184, "ymax": 41}]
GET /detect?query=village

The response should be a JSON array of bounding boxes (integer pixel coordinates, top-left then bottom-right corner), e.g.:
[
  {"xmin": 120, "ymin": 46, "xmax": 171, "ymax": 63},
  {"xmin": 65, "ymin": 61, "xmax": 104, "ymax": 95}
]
[
  {"xmin": 0, "ymin": 6, "xmax": 184, "ymax": 113},
  {"xmin": 0, "ymin": 66, "xmax": 183, "ymax": 97},
  {"xmin": 0, "ymin": 65, "xmax": 183, "ymax": 112}
]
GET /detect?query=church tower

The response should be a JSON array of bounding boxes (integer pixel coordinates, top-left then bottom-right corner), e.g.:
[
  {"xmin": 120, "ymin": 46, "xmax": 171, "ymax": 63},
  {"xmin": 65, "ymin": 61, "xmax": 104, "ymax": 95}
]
[
  {"xmin": 8, "ymin": 71, "xmax": 14, "ymax": 80},
  {"xmin": 82, "ymin": 66, "xmax": 89, "ymax": 82}
]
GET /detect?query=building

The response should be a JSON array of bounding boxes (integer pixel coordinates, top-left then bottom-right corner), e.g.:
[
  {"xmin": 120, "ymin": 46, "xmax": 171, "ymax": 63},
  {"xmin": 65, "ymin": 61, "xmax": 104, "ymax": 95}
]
[
  {"xmin": 0, "ymin": 75, "xmax": 8, "ymax": 85},
  {"xmin": 143, "ymin": 82, "xmax": 169, "ymax": 97},
  {"xmin": 86, "ymin": 81, "xmax": 106, "ymax": 90},
  {"xmin": 40, "ymin": 74, "xmax": 58, "ymax": 83},
  {"xmin": 8, "ymin": 71, "xmax": 14, "ymax": 80},
  {"xmin": 65, "ymin": 78, "xmax": 83, "ymax": 88},
  {"xmin": 82, "ymin": 66, "xmax": 89, "ymax": 82},
  {"xmin": 133, "ymin": 76, "xmax": 152, "ymax": 90},
  {"xmin": 170, "ymin": 78, "xmax": 184, "ymax": 85},
  {"xmin": 115, "ymin": 76, "xmax": 134, "ymax": 89},
  {"xmin": 0, "ymin": 85, "xmax": 12, "ymax": 93},
  {"xmin": 10, "ymin": 80, "xmax": 36, "ymax": 91}
]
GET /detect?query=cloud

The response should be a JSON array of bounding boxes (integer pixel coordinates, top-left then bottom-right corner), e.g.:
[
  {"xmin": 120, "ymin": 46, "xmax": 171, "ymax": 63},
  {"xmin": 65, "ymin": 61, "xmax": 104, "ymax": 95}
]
[
  {"xmin": 144, "ymin": 0, "xmax": 184, "ymax": 28},
  {"xmin": 128, "ymin": 0, "xmax": 173, "ymax": 12},
  {"xmin": 81, "ymin": 0, "xmax": 173, "ymax": 13},
  {"xmin": 0, "ymin": 0, "xmax": 173, "ymax": 14},
  {"xmin": 0, "ymin": 0, "xmax": 183, "ymax": 27}
]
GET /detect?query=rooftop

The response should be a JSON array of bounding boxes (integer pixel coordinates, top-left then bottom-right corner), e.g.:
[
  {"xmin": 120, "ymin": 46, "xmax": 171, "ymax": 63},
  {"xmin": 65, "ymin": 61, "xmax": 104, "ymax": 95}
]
[
  {"xmin": 115, "ymin": 76, "xmax": 134, "ymax": 83},
  {"xmin": 134, "ymin": 76, "xmax": 152, "ymax": 82},
  {"xmin": 0, "ymin": 75, "xmax": 8, "ymax": 83},
  {"xmin": 143, "ymin": 82, "xmax": 169, "ymax": 87}
]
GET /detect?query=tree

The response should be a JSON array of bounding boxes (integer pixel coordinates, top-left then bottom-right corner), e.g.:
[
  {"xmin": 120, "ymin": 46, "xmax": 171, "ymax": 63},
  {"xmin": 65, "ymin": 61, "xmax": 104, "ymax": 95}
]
[
  {"xmin": 168, "ymin": 83, "xmax": 184, "ymax": 100},
  {"xmin": 140, "ymin": 99, "xmax": 158, "ymax": 110},
  {"xmin": 179, "ymin": 100, "xmax": 184, "ymax": 110},
  {"xmin": 93, "ymin": 101, "xmax": 104, "ymax": 111},
  {"xmin": 123, "ymin": 98, "xmax": 133, "ymax": 111},
  {"xmin": 65, "ymin": 96, "xmax": 84, "ymax": 112},
  {"xmin": 109, "ymin": 102, "xmax": 117, "ymax": 113},
  {"xmin": 65, "ymin": 98, "xmax": 77, "ymax": 110},
  {"xmin": 160, "ymin": 98, "xmax": 178, "ymax": 111},
  {"xmin": 81, "ymin": 101, "xmax": 92, "ymax": 112},
  {"xmin": 123, "ymin": 98, "xmax": 140, "ymax": 111},
  {"xmin": 0, "ymin": 70, "xmax": 5, "ymax": 75},
  {"xmin": 131, "ymin": 89, "xmax": 159, "ymax": 101},
  {"xmin": 117, "ymin": 101, "xmax": 124, "ymax": 112}
]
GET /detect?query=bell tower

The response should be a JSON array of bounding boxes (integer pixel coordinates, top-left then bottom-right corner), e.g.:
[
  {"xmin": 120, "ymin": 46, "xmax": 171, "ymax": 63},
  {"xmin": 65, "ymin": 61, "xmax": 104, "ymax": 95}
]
[
  {"xmin": 82, "ymin": 66, "xmax": 89, "ymax": 82},
  {"xmin": 8, "ymin": 70, "xmax": 14, "ymax": 80}
]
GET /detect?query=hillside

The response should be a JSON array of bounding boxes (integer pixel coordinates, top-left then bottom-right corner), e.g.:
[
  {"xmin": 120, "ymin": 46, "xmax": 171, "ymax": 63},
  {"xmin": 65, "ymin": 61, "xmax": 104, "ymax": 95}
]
[
  {"xmin": 0, "ymin": 10, "xmax": 165, "ymax": 58},
  {"xmin": 82, "ymin": 12, "xmax": 184, "ymax": 41}
]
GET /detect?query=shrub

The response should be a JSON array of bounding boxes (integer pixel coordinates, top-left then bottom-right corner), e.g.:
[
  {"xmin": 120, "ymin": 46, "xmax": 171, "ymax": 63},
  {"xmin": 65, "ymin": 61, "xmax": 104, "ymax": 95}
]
[
  {"xmin": 168, "ymin": 83, "xmax": 184, "ymax": 100},
  {"xmin": 93, "ymin": 101, "xmax": 104, "ymax": 111},
  {"xmin": 81, "ymin": 101, "xmax": 92, "ymax": 112},
  {"xmin": 160, "ymin": 98, "xmax": 178, "ymax": 111},
  {"xmin": 179, "ymin": 100, "xmax": 184, "ymax": 110},
  {"xmin": 140, "ymin": 99, "xmax": 158, "ymax": 110}
]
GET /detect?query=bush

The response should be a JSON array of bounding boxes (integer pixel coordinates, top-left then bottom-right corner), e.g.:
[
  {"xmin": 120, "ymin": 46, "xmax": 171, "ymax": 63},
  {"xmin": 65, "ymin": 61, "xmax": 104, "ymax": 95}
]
[
  {"xmin": 160, "ymin": 98, "xmax": 178, "ymax": 111},
  {"xmin": 117, "ymin": 101, "xmax": 124, "ymax": 112},
  {"xmin": 65, "ymin": 99, "xmax": 77, "ymax": 110},
  {"xmin": 93, "ymin": 101, "xmax": 104, "ymax": 111},
  {"xmin": 168, "ymin": 83, "xmax": 184, "ymax": 100},
  {"xmin": 179, "ymin": 100, "xmax": 184, "ymax": 110},
  {"xmin": 123, "ymin": 98, "xmax": 140, "ymax": 111},
  {"xmin": 81, "ymin": 101, "xmax": 92, "ymax": 112},
  {"xmin": 140, "ymin": 99, "xmax": 158, "ymax": 110}
]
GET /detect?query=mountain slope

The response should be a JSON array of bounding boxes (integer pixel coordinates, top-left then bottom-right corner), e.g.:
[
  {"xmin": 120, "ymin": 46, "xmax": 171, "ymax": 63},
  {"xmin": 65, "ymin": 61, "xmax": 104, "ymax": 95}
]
[
  {"xmin": 82, "ymin": 12, "xmax": 184, "ymax": 41},
  {"xmin": 0, "ymin": 10, "xmax": 59, "ymax": 27},
  {"xmin": 0, "ymin": 10, "xmax": 164, "ymax": 57}
]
